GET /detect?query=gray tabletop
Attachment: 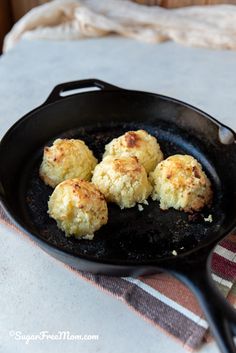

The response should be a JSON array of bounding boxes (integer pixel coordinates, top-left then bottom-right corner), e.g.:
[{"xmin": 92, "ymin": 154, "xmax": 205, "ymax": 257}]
[{"xmin": 0, "ymin": 37, "xmax": 236, "ymax": 353}]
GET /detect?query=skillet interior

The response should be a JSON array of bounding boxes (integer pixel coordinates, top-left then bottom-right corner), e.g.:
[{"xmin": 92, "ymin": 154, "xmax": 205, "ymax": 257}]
[
  {"xmin": 1, "ymin": 89, "xmax": 236, "ymax": 266},
  {"xmin": 19, "ymin": 120, "xmax": 225, "ymax": 263}
]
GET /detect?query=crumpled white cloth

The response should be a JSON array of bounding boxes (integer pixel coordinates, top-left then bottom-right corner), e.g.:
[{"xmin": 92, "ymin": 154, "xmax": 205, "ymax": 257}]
[{"xmin": 4, "ymin": 0, "xmax": 236, "ymax": 52}]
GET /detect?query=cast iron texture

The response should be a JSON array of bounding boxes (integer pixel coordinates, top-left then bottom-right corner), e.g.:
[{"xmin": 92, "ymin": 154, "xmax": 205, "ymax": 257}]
[
  {"xmin": 1, "ymin": 79, "xmax": 236, "ymax": 353},
  {"xmin": 0, "ymin": 82, "xmax": 236, "ymax": 269},
  {"xmin": 20, "ymin": 121, "xmax": 224, "ymax": 264}
]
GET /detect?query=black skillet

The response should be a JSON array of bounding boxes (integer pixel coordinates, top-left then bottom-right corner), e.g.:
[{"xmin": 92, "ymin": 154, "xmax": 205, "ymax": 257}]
[{"xmin": 1, "ymin": 79, "xmax": 236, "ymax": 353}]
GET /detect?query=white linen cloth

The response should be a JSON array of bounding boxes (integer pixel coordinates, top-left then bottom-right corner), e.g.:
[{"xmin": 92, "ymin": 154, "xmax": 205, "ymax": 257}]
[{"xmin": 4, "ymin": 0, "xmax": 236, "ymax": 52}]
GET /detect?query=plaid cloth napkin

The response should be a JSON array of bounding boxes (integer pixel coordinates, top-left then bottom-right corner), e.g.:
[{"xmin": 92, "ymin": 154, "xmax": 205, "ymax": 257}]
[{"xmin": 1, "ymin": 204, "xmax": 236, "ymax": 351}]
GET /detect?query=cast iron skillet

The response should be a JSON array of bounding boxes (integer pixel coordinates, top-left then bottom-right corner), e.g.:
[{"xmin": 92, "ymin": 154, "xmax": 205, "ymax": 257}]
[{"xmin": 1, "ymin": 79, "xmax": 236, "ymax": 353}]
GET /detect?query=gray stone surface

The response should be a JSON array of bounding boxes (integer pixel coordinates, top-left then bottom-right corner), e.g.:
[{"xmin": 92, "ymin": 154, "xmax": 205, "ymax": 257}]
[{"xmin": 1, "ymin": 37, "xmax": 236, "ymax": 353}]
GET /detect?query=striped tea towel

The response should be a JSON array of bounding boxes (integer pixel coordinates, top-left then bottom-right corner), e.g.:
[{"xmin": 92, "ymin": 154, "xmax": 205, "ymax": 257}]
[{"xmin": 0, "ymin": 204, "xmax": 236, "ymax": 351}]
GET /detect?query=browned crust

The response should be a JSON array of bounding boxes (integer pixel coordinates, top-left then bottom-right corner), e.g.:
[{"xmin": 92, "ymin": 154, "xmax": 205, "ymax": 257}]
[
  {"xmin": 124, "ymin": 131, "xmax": 141, "ymax": 148},
  {"xmin": 192, "ymin": 165, "xmax": 201, "ymax": 179},
  {"xmin": 113, "ymin": 156, "xmax": 142, "ymax": 174},
  {"xmin": 65, "ymin": 179, "xmax": 106, "ymax": 202}
]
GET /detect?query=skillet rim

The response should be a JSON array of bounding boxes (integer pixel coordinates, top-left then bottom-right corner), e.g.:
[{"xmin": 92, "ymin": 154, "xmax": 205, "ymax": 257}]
[
  {"xmin": 0, "ymin": 85, "xmax": 236, "ymax": 266},
  {"xmin": 1, "ymin": 87, "xmax": 236, "ymax": 144}
]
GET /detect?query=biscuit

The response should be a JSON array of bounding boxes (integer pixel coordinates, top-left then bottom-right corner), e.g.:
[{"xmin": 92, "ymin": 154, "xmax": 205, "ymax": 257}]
[
  {"xmin": 48, "ymin": 178, "xmax": 108, "ymax": 239},
  {"xmin": 40, "ymin": 138, "xmax": 97, "ymax": 188},
  {"xmin": 149, "ymin": 154, "xmax": 212, "ymax": 212},
  {"xmin": 92, "ymin": 155, "xmax": 152, "ymax": 209},
  {"xmin": 103, "ymin": 130, "xmax": 163, "ymax": 173}
]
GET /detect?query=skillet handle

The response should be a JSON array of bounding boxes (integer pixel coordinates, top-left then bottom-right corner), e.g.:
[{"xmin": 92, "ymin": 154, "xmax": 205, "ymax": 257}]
[
  {"xmin": 44, "ymin": 79, "xmax": 121, "ymax": 104},
  {"xmin": 171, "ymin": 253, "xmax": 236, "ymax": 353}
]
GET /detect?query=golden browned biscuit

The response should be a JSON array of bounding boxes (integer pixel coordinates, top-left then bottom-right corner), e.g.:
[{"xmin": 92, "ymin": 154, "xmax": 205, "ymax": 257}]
[
  {"xmin": 92, "ymin": 155, "xmax": 152, "ymax": 209},
  {"xmin": 39, "ymin": 138, "xmax": 97, "ymax": 188},
  {"xmin": 48, "ymin": 178, "xmax": 108, "ymax": 239},
  {"xmin": 103, "ymin": 130, "xmax": 163, "ymax": 173},
  {"xmin": 149, "ymin": 154, "xmax": 213, "ymax": 212}
]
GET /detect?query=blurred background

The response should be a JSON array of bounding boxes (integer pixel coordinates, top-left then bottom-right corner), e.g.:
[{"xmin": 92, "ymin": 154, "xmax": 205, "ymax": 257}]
[
  {"xmin": 1, "ymin": 0, "xmax": 236, "ymax": 53},
  {"xmin": 0, "ymin": 0, "xmax": 48, "ymax": 52}
]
